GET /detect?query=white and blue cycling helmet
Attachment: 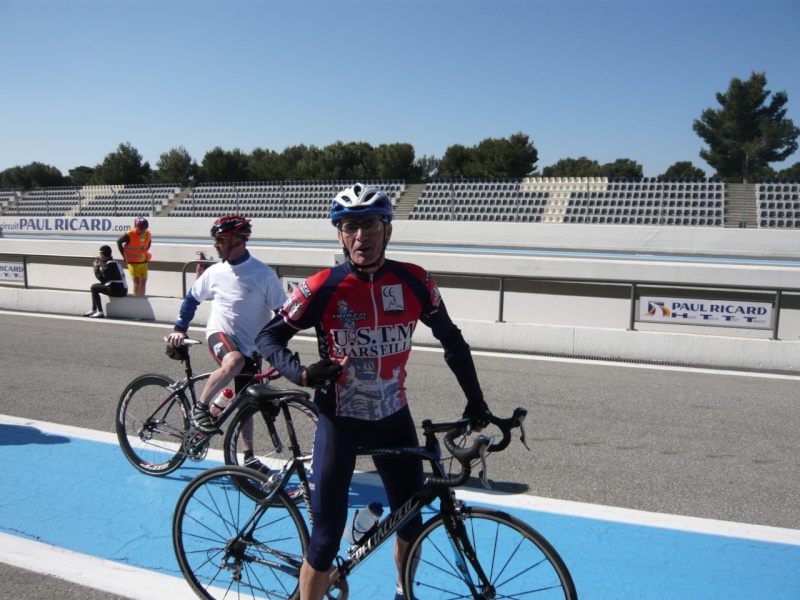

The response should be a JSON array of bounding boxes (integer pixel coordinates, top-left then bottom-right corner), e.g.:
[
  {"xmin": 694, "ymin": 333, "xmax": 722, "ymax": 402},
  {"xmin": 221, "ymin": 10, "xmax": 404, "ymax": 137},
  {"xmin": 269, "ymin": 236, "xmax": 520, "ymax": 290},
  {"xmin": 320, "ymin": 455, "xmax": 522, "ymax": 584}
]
[{"xmin": 330, "ymin": 183, "xmax": 393, "ymax": 227}]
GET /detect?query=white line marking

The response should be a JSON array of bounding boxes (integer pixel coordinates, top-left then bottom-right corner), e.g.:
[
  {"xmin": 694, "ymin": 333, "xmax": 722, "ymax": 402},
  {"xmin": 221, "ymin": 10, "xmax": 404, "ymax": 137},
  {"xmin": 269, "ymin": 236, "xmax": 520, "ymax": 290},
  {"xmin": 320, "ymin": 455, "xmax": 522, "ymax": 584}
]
[
  {"xmin": 3, "ymin": 309, "xmax": 796, "ymax": 379},
  {"xmin": 0, "ymin": 532, "xmax": 197, "ymax": 600}
]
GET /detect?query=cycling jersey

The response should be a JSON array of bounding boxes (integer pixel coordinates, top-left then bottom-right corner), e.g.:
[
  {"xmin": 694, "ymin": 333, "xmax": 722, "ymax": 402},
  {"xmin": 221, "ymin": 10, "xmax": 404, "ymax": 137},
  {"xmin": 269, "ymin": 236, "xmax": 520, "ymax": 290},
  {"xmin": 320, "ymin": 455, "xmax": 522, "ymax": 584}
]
[{"xmin": 256, "ymin": 259, "xmax": 484, "ymax": 419}]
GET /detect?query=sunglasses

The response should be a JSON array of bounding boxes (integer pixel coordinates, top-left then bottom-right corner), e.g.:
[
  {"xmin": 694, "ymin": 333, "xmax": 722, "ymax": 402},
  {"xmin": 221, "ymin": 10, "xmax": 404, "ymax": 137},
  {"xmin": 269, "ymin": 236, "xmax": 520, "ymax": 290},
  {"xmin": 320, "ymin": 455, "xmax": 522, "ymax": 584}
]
[{"xmin": 338, "ymin": 218, "xmax": 383, "ymax": 236}]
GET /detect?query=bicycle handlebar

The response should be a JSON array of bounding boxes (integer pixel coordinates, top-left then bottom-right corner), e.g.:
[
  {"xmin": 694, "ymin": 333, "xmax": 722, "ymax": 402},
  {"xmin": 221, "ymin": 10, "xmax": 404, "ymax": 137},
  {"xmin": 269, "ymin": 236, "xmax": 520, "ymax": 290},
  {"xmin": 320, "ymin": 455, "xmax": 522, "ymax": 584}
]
[{"xmin": 423, "ymin": 407, "xmax": 528, "ymax": 488}]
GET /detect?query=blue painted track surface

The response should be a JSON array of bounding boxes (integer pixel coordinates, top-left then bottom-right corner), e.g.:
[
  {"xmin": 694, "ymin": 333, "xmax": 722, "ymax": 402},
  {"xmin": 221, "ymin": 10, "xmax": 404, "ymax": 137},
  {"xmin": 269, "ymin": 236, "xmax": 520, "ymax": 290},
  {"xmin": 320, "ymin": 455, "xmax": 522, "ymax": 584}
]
[{"xmin": 1, "ymin": 416, "xmax": 798, "ymax": 599}]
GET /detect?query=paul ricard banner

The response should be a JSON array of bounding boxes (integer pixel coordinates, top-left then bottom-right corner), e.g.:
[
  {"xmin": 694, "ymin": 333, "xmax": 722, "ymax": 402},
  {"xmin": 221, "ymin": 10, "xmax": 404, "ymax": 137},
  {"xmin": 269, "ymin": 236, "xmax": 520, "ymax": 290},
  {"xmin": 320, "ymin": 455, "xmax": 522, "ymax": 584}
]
[
  {"xmin": 640, "ymin": 296, "xmax": 773, "ymax": 329},
  {"xmin": 0, "ymin": 216, "xmax": 132, "ymax": 235},
  {"xmin": 0, "ymin": 261, "xmax": 25, "ymax": 284}
]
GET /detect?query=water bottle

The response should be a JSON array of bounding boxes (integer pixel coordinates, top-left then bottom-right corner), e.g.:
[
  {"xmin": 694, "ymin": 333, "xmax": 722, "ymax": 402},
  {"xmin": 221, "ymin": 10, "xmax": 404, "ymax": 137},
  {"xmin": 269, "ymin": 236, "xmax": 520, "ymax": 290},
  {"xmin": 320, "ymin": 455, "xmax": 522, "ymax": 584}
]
[
  {"xmin": 209, "ymin": 387, "xmax": 234, "ymax": 417},
  {"xmin": 344, "ymin": 502, "xmax": 383, "ymax": 545}
]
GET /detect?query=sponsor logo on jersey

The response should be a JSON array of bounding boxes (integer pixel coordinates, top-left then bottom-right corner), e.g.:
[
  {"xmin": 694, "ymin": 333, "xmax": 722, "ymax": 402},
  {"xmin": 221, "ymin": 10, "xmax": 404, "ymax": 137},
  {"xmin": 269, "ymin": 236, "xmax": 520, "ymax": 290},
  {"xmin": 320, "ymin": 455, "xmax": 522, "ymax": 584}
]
[
  {"xmin": 330, "ymin": 322, "xmax": 416, "ymax": 358},
  {"xmin": 382, "ymin": 284, "xmax": 404, "ymax": 313}
]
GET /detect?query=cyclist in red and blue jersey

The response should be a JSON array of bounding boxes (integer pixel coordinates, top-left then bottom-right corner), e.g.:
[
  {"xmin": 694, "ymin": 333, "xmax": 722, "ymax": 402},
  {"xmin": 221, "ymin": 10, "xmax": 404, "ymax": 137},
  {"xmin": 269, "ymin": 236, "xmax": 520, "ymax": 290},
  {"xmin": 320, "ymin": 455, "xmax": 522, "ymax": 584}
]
[{"xmin": 255, "ymin": 183, "xmax": 492, "ymax": 600}]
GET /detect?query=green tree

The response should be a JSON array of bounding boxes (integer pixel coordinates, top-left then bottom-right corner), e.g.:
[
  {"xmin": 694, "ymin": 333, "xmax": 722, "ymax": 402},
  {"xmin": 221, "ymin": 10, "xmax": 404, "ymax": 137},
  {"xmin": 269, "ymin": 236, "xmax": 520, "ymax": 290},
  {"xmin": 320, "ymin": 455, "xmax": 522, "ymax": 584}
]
[
  {"xmin": 600, "ymin": 158, "xmax": 643, "ymax": 180},
  {"xmin": 472, "ymin": 133, "xmax": 538, "ymax": 178},
  {"xmin": 437, "ymin": 133, "xmax": 538, "ymax": 179},
  {"xmin": 249, "ymin": 147, "xmax": 281, "ymax": 181},
  {"xmin": 288, "ymin": 144, "xmax": 325, "ymax": 180},
  {"xmin": 198, "ymin": 147, "xmax": 250, "ymax": 183},
  {"xmin": 661, "ymin": 161, "xmax": 706, "ymax": 180},
  {"xmin": 0, "ymin": 166, "xmax": 27, "ymax": 188},
  {"xmin": 26, "ymin": 162, "xmax": 66, "ymax": 187},
  {"xmin": 693, "ymin": 72, "xmax": 799, "ymax": 183},
  {"xmin": 437, "ymin": 144, "xmax": 473, "ymax": 179},
  {"xmin": 776, "ymin": 161, "xmax": 800, "ymax": 180},
  {"xmin": 93, "ymin": 142, "xmax": 151, "ymax": 185},
  {"xmin": 68, "ymin": 166, "xmax": 95, "ymax": 186},
  {"xmin": 375, "ymin": 143, "xmax": 415, "ymax": 180},
  {"xmin": 542, "ymin": 156, "xmax": 603, "ymax": 178},
  {"xmin": 0, "ymin": 163, "xmax": 66, "ymax": 189},
  {"xmin": 411, "ymin": 155, "xmax": 440, "ymax": 182},
  {"xmin": 318, "ymin": 141, "xmax": 376, "ymax": 180},
  {"xmin": 153, "ymin": 146, "xmax": 197, "ymax": 186}
]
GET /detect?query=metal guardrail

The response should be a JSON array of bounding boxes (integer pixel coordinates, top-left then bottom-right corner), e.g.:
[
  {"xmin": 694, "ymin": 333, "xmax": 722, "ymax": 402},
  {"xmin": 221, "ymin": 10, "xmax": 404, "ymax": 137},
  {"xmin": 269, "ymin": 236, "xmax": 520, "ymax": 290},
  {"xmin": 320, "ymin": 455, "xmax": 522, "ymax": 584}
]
[{"xmin": 3, "ymin": 252, "xmax": 800, "ymax": 341}]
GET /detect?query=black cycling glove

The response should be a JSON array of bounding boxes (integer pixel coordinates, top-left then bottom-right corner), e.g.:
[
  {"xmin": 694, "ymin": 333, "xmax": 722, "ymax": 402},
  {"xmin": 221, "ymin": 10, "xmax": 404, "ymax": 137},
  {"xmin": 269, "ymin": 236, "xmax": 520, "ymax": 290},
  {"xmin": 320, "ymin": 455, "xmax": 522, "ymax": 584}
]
[
  {"xmin": 305, "ymin": 358, "xmax": 344, "ymax": 388},
  {"xmin": 462, "ymin": 397, "xmax": 492, "ymax": 429}
]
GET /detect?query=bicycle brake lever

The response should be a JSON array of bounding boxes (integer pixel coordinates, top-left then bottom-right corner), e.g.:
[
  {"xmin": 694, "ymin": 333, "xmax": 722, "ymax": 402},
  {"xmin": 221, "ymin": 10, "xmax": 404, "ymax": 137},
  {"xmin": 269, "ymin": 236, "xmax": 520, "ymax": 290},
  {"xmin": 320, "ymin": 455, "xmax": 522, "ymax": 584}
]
[{"xmin": 519, "ymin": 421, "xmax": 531, "ymax": 451}]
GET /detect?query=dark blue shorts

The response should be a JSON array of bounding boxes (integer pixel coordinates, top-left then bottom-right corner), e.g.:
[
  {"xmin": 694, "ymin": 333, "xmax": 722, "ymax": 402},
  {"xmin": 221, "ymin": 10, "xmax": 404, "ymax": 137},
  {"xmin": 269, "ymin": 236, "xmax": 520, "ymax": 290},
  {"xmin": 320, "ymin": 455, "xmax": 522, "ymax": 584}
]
[{"xmin": 305, "ymin": 406, "xmax": 424, "ymax": 571}]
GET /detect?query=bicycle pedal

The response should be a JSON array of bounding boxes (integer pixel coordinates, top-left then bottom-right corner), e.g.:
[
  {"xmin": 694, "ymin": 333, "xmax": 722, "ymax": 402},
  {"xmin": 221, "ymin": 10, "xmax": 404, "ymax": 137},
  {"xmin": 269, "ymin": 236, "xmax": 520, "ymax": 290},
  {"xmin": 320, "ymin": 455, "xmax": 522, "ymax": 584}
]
[{"xmin": 191, "ymin": 425, "xmax": 222, "ymax": 436}]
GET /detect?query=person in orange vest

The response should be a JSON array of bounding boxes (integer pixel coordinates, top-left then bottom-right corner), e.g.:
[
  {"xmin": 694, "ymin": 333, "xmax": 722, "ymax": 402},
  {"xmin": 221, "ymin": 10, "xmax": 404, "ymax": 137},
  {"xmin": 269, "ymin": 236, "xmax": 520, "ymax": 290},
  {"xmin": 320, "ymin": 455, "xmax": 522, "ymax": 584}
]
[{"xmin": 117, "ymin": 216, "xmax": 152, "ymax": 296}]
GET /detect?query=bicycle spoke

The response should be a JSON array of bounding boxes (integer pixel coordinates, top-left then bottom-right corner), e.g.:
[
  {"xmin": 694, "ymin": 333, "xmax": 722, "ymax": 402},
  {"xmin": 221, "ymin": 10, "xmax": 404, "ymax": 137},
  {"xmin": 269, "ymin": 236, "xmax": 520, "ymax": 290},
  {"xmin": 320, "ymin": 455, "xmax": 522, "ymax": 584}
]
[
  {"xmin": 116, "ymin": 374, "xmax": 190, "ymax": 475},
  {"xmin": 404, "ymin": 507, "xmax": 576, "ymax": 599},
  {"xmin": 173, "ymin": 466, "xmax": 308, "ymax": 600}
]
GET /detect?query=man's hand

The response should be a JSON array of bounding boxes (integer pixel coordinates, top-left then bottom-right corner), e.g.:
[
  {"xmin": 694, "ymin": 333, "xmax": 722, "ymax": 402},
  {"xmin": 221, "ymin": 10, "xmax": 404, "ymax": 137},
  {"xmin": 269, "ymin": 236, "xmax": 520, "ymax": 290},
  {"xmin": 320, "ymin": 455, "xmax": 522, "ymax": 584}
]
[
  {"xmin": 462, "ymin": 397, "xmax": 492, "ymax": 431},
  {"xmin": 303, "ymin": 356, "xmax": 349, "ymax": 388},
  {"xmin": 167, "ymin": 331, "xmax": 187, "ymax": 348}
]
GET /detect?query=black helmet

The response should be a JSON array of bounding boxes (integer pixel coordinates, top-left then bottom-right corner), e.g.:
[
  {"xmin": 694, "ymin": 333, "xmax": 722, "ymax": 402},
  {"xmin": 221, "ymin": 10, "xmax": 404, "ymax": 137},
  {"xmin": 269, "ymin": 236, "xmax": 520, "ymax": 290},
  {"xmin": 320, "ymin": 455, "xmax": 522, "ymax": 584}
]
[{"xmin": 210, "ymin": 215, "xmax": 252, "ymax": 239}]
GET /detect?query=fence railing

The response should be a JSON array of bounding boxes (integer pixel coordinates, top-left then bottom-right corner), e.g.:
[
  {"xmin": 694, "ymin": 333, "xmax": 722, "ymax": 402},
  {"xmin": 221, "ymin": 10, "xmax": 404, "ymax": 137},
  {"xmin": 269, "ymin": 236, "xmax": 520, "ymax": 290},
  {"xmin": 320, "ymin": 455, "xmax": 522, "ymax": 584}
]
[{"xmin": 3, "ymin": 252, "xmax": 799, "ymax": 341}]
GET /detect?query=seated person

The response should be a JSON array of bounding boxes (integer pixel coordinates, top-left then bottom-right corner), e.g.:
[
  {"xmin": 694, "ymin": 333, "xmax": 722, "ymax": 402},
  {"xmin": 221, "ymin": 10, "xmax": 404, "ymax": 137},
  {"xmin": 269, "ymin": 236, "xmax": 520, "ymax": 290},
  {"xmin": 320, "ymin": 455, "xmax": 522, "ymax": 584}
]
[{"xmin": 84, "ymin": 245, "xmax": 128, "ymax": 318}]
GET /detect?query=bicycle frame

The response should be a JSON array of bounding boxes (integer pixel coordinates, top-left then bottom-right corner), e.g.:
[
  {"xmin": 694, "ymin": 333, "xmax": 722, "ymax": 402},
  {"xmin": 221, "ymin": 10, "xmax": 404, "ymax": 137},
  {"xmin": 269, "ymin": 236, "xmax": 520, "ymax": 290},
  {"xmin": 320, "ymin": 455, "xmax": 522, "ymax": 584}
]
[
  {"xmin": 252, "ymin": 412, "xmax": 495, "ymax": 593},
  {"xmin": 141, "ymin": 345, "xmax": 272, "ymax": 459}
]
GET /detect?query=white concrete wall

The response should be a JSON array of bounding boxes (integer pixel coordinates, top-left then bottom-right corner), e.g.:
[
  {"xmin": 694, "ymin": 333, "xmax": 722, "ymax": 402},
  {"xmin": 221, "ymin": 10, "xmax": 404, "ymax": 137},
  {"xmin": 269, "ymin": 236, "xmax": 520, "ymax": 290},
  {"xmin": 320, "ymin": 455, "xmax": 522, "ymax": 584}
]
[{"xmin": 1, "ymin": 217, "xmax": 800, "ymax": 371}]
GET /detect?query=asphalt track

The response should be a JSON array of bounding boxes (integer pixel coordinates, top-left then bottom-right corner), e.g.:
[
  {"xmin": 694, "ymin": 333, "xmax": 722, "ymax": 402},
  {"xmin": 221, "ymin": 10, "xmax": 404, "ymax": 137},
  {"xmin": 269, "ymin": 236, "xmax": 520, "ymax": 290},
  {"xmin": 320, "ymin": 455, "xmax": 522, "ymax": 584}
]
[{"xmin": 0, "ymin": 312, "xmax": 799, "ymax": 599}]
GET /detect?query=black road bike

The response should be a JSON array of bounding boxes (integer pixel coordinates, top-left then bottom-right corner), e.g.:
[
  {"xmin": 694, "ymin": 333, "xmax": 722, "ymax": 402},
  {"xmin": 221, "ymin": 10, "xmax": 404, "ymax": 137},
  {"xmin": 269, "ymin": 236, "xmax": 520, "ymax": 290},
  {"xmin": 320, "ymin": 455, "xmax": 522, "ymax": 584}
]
[
  {"xmin": 172, "ymin": 387, "xmax": 577, "ymax": 600},
  {"xmin": 115, "ymin": 338, "xmax": 318, "ymax": 478}
]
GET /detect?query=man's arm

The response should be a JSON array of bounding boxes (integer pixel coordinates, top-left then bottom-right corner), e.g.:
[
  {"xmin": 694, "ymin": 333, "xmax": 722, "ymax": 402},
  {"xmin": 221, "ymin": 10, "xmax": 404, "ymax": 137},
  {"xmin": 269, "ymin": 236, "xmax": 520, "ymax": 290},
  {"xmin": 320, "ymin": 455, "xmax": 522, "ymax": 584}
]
[
  {"xmin": 116, "ymin": 234, "xmax": 129, "ymax": 257},
  {"xmin": 255, "ymin": 315, "xmax": 306, "ymax": 386},
  {"xmin": 167, "ymin": 291, "xmax": 201, "ymax": 347},
  {"xmin": 424, "ymin": 301, "xmax": 486, "ymax": 403},
  {"xmin": 173, "ymin": 291, "xmax": 201, "ymax": 333}
]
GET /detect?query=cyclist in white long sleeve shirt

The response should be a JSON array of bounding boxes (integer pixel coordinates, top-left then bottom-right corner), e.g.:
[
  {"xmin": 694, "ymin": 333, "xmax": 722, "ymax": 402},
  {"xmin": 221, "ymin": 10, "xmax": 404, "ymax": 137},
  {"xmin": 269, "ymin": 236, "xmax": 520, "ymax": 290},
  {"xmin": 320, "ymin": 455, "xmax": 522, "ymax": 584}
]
[{"xmin": 167, "ymin": 215, "xmax": 286, "ymax": 471}]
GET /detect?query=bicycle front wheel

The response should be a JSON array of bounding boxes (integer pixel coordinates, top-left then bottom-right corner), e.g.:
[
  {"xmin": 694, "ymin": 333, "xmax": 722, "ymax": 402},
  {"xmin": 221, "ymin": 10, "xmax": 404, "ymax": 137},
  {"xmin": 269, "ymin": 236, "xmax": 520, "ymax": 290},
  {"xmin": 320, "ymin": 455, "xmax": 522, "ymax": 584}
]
[
  {"xmin": 116, "ymin": 373, "xmax": 190, "ymax": 476},
  {"xmin": 173, "ymin": 465, "xmax": 309, "ymax": 600},
  {"xmin": 223, "ymin": 396, "xmax": 318, "ymax": 474},
  {"xmin": 403, "ymin": 505, "xmax": 577, "ymax": 600}
]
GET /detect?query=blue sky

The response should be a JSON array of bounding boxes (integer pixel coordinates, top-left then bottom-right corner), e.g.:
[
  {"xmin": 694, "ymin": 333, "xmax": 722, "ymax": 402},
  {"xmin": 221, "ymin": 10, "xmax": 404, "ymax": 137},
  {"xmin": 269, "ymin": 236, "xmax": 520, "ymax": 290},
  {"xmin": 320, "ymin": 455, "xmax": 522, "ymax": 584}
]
[{"xmin": 1, "ymin": 0, "xmax": 798, "ymax": 178}]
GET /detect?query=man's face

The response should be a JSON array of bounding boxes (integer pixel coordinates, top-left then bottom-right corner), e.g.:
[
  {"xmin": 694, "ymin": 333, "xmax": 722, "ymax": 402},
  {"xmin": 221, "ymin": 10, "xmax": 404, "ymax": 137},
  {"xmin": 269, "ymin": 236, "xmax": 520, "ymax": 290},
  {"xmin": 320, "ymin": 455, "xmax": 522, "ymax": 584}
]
[
  {"xmin": 213, "ymin": 236, "xmax": 244, "ymax": 260},
  {"xmin": 337, "ymin": 217, "xmax": 391, "ymax": 269}
]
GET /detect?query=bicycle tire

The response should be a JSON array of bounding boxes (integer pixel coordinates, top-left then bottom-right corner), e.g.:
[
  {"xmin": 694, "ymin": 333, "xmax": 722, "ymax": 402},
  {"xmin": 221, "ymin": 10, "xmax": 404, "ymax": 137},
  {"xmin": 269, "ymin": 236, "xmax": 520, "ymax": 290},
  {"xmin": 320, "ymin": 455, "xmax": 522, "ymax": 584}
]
[
  {"xmin": 116, "ymin": 373, "xmax": 190, "ymax": 476},
  {"xmin": 173, "ymin": 465, "xmax": 309, "ymax": 600},
  {"xmin": 223, "ymin": 396, "xmax": 318, "ymax": 492},
  {"xmin": 402, "ymin": 505, "xmax": 577, "ymax": 600}
]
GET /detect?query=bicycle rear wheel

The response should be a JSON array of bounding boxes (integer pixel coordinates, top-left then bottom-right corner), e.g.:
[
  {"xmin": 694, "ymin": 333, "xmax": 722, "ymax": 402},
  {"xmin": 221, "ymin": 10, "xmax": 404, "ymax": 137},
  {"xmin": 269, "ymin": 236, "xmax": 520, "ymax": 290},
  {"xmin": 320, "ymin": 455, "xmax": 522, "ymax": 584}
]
[
  {"xmin": 223, "ymin": 396, "xmax": 317, "ymax": 476},
  {"xmin": 116, "ymin": 373, "xmax": 190, "ymax": 476},
  {"xmin": 173, "ymin": 465, "xmax": 308, "ymax": 600},
  {"xmin": 403, "ymin": 505, "xmax": 577, "ymax": 600}
]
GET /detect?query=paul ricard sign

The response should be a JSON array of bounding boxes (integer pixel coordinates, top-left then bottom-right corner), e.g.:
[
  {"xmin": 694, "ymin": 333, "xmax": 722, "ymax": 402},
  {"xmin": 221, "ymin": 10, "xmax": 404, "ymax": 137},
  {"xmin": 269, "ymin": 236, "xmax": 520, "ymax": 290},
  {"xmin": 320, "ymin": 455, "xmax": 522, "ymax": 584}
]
[
  {"xmin": 640, "ymin": 296, "xmax": 773, "ymax": 329},
  {"xmin": 0, "ymin": 217, "xmax": 131, "ymax": 234},
  {"xmin": 0, "ymin": 261, "xmax": 25, "ymax": 284}
]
